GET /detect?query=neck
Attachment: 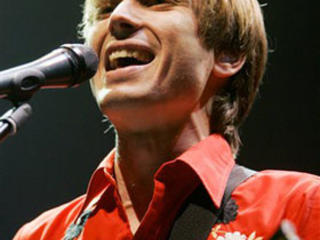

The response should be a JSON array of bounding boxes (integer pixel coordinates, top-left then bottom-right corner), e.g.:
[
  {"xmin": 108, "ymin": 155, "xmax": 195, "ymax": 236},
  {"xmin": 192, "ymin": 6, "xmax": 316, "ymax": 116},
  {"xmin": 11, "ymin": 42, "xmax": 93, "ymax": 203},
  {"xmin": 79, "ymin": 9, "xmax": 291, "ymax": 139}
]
[{"xmin": 113, "ymin": 106, "xmax": 210, "ymax": 220}]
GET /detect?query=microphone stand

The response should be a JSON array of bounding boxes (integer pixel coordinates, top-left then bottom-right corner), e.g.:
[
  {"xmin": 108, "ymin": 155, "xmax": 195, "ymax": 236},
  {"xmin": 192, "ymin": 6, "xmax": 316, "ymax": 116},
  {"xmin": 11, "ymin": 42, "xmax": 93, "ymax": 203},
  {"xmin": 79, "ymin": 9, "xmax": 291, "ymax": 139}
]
[{"xmin": 0, "ymin": 103, "xmax": 32, "ymax": 143}]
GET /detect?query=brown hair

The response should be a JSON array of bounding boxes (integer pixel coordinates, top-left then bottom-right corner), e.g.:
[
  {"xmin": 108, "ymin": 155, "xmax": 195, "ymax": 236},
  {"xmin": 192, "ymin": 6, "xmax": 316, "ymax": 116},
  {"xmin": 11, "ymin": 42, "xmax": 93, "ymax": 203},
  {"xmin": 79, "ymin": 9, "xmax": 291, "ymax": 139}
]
[
  {"xmin": 196, "ymin": 0, "xmax": 268, "ymax": 155},
  {"xmin": 80, "ymin": 0, "xmax": 268, "ymax": 155}
]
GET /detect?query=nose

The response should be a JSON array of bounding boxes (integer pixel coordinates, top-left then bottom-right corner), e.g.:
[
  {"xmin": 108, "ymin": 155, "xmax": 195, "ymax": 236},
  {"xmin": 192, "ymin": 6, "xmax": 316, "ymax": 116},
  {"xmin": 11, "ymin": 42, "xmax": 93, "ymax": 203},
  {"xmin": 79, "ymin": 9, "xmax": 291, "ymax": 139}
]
[{"xmin": 109, "ymin": 0, "xmax": 142, "ymax": 40}]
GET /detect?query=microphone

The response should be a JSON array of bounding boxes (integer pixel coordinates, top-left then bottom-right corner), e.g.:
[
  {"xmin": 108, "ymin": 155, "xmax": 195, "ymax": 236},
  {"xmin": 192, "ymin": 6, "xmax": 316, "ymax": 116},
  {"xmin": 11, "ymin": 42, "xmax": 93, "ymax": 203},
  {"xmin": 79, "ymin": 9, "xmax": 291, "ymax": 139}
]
[{"xmin": 0, "ymin": 44, "xmax": 98, "ymax": 102}]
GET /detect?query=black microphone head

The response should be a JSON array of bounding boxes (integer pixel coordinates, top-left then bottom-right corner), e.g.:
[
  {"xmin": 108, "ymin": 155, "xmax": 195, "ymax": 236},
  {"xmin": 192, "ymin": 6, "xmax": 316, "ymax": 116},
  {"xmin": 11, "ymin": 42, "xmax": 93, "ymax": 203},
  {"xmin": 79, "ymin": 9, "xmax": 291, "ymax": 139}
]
[
  {"xmin": 0, "ymin": 43, "xmax": 99, "ymax": 102},
  {"xmin": 60, "ymin": 44, "xmax": 98, "ymax": 85}
]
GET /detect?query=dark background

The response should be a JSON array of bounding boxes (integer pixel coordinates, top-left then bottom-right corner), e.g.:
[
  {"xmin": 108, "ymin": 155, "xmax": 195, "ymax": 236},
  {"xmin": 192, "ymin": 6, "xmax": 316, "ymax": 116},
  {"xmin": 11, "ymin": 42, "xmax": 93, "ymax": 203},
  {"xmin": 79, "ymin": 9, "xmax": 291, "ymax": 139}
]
[{"xmin": 0, "ymin": 0, "xmax": 319, "ymax": 239}]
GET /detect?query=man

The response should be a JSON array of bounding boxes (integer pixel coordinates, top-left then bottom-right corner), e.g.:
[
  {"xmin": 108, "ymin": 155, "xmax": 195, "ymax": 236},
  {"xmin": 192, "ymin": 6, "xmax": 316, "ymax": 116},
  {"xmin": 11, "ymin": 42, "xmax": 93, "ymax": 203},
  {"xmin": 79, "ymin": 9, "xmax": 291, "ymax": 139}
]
[{"xmin": 14, "ymin": 0, "xmax": 320, "ymax": 239}]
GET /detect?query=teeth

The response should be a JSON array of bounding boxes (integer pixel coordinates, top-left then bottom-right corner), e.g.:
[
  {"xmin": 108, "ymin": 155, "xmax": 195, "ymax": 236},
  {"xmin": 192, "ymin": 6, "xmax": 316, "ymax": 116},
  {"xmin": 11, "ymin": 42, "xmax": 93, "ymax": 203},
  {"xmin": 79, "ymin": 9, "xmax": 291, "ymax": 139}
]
[{"xmin": 109, "ymin": 49, "xmax": 153, "ymax": 69}]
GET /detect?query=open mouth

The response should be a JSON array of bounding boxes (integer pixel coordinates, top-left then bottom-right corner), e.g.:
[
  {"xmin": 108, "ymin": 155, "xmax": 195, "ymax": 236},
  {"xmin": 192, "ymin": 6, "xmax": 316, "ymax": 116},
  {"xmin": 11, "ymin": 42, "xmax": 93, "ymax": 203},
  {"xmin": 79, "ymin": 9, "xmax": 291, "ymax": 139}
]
[{"xmin": 106, "ymin": 48, "xmax": 155, "ymax": 71}]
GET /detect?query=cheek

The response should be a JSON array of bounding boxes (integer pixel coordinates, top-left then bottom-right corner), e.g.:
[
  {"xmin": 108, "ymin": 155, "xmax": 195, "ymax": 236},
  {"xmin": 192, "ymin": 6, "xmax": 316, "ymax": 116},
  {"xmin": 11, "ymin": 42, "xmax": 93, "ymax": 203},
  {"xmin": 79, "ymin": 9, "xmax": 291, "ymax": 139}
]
[
  {"xmin": 165, "ymin": 48, "xmax": 215, "ymax": 111},
  {"xmin": 160, "ymin": 11, "xmax": 198, "ymax": 45},
  {"xmin": 86, "ymin": 20, "xmax": 110, "ymax": 99},
  {"xmin": 87, "ymin": 20, "xmax": 109, "ymax": 57}
]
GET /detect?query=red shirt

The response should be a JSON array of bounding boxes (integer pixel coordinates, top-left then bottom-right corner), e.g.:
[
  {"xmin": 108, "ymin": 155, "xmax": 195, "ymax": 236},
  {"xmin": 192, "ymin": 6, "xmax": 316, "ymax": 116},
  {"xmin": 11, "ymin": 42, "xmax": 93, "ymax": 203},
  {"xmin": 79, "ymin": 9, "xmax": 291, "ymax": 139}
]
[{"xmin": 14, "ymin": 134, "xmax": 320, "ymax": 240}]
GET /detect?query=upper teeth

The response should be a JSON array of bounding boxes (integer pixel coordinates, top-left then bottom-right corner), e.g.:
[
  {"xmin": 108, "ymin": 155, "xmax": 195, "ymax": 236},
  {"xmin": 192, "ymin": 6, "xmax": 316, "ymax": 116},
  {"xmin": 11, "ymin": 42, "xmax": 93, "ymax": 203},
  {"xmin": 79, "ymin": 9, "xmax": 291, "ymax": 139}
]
[{"xmin": 109, "ymin": 49, "xmax": 153, "ymax": 66}]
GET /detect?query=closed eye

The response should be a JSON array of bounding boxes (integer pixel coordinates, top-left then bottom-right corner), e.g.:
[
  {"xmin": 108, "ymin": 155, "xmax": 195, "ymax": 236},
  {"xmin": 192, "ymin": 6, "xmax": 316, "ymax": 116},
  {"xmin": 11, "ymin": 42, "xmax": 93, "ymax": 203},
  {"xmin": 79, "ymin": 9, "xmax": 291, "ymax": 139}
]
[
  {"xmin": 96, "ymin": 0, "xmax": 120, "ymax": 17},
  {"xmin": 100, "ymin": 6, "xmax": 115, "ymax": 14},
  {"xmin": 97, "ymin": 0, "xmax": 182, "ymax": 18},
  {"xmin": 139, "ymin": 0, "xmax": 168, "ymax": 7},
  {"xmin": 144, "ymin": 0, "xmax": 184, "ymax": 7}
]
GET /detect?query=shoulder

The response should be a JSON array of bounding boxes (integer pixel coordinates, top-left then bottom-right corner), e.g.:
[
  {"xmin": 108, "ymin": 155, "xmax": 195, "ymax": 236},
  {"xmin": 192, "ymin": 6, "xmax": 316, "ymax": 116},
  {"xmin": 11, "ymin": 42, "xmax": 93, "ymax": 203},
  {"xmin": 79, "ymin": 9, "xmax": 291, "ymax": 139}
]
[
  {"xmin": 233, "ymin": 169, "xmax": 320, "ymax": 239},
  {"xmin": 234, "ymin": 169, "xmax": 320, "ymax": 204},
  {"xmin": 13, "ymin": 195, "xmax": 86, "ymax": 240},
  {"xmin": 238, "ymin": 169, "xmax": 320, "ymax": 194}
]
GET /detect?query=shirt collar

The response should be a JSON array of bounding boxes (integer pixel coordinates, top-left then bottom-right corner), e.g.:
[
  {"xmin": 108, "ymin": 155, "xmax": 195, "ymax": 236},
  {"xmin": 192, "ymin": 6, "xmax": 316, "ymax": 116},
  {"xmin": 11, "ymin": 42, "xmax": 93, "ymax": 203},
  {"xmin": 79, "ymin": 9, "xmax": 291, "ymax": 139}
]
[
  {"xmin": 77, "ymin": 149, "xmax": 116, "ymax": 217},
  {"xmin": 80, "ymin": 134, "xmax": 234, "ymax": 216},
  {"xmin": 174, "ymin": 134, "xmax": 235, "ymax": 208}
]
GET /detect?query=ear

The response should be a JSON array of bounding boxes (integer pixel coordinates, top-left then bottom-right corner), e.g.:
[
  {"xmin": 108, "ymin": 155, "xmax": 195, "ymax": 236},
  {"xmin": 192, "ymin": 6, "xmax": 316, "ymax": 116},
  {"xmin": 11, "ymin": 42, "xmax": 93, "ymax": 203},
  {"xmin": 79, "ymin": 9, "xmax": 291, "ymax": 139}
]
[{"xmin": 213, "ymin": 53, "xmax": 246, "ymax": 79}]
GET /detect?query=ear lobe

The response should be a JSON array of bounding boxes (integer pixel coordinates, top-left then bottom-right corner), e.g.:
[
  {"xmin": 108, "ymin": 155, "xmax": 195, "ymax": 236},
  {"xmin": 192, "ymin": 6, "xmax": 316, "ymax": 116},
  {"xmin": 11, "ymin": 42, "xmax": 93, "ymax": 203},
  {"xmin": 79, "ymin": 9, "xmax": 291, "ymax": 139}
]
[{"xmin": 213, "ymin": 54, "xmax": 246, "ymax": 79}]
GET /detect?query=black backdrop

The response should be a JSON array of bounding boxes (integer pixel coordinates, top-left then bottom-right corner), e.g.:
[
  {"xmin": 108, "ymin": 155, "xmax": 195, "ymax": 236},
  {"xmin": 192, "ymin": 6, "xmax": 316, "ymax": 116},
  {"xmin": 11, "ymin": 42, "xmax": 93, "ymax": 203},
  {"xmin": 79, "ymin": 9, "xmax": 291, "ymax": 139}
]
[{"xmin": 0, "ymin": 0, "xmax": 319, "ymax": 239}]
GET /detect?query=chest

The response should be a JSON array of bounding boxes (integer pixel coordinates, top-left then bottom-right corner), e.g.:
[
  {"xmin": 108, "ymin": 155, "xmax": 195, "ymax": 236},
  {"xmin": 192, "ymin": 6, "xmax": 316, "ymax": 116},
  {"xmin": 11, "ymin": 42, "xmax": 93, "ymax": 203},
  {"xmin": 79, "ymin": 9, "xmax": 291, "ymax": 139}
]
[{"xmin": 70, "ymin": 198, "xmax": 280, "ymax": 240}]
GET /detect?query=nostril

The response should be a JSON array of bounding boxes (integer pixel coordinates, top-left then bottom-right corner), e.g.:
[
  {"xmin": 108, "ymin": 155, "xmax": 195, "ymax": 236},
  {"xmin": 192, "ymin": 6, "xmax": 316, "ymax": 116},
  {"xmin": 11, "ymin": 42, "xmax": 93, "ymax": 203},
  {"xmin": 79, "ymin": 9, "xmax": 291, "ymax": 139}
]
[
  {"xmin": 119, "ymin": 22, "xmax": 135, "ymax": 30},
  {"xmin": 110, "ymin": 20, "xmax": 139, "ymax": 40}
]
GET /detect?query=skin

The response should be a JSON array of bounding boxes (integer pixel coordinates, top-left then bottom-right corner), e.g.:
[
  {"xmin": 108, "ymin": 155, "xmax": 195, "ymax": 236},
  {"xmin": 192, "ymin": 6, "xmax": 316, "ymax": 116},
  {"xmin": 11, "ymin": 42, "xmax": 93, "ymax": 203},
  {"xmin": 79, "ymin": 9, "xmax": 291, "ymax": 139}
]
[{"xmin": 87, "ymin": 0, "xmax": 245, "ymax": 230}]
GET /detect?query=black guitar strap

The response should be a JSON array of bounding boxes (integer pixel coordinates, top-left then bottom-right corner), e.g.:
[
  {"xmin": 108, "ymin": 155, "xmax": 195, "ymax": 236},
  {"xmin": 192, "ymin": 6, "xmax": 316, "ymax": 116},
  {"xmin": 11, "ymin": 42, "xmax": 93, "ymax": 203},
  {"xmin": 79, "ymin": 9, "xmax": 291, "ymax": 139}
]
[{"xmin": 167, "ymin": 164, "xmax": 257, "ymax": 240}]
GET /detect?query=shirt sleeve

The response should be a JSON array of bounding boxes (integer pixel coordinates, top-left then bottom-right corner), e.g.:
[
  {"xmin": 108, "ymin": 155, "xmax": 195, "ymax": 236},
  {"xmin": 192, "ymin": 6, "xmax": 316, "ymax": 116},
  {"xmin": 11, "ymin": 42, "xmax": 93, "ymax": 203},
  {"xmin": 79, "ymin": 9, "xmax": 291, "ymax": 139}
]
[{"xmin": 297, "ymin": 183, "xmax": 320, "ymax": 240}]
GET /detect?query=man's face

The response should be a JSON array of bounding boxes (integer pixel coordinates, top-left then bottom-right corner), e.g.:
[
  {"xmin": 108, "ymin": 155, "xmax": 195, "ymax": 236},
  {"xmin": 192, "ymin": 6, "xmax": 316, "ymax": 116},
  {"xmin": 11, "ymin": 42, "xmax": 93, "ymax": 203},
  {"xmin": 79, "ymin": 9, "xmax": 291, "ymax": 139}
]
[{"xmin": 89, "ymin": 0, "xmax": 215, "ymax": 131}]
